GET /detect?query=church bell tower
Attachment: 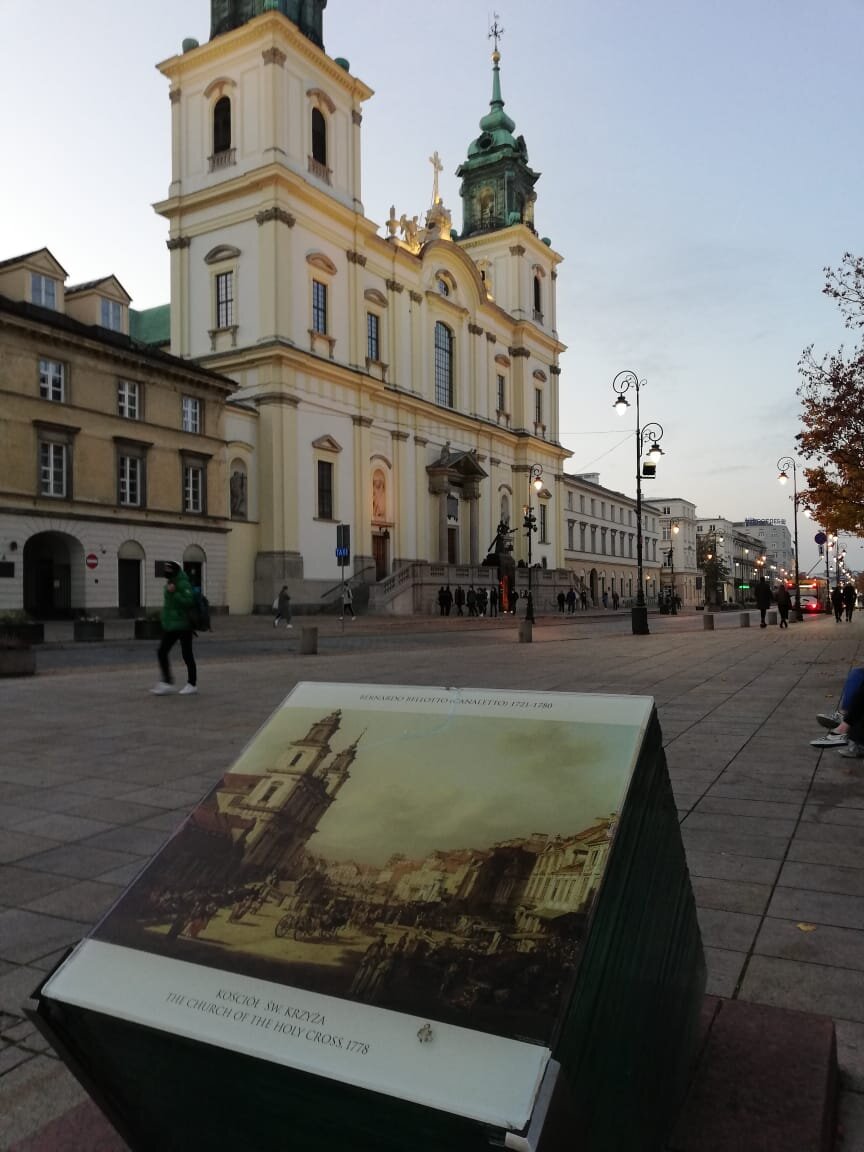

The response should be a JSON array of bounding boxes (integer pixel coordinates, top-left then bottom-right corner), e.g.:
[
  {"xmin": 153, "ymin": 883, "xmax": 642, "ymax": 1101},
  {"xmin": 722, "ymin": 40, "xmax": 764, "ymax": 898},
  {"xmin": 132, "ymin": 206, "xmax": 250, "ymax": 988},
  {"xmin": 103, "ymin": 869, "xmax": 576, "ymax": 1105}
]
[{"xmin": 210, "ymin": 0, "xmax": 327, "ymax": 49}]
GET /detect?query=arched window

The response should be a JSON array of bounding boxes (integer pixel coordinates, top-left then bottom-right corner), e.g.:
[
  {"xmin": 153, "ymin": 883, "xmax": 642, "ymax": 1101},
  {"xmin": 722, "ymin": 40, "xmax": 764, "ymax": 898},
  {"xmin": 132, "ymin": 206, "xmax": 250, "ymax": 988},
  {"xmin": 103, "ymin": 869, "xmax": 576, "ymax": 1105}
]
[
  {"xmin": 434, "ymin": 322, "xmax": 454, "ymax": 408},
  {"xmin": 213, "ymin": 96, "xmax": 232, "ymax": 155},
  {"xmin": 533, "ymin": 274, "xmax": 543, "ymax": 320},
  {"xmin": 312, "ymin": 108, "xmax": 327, "ymax": 166}
]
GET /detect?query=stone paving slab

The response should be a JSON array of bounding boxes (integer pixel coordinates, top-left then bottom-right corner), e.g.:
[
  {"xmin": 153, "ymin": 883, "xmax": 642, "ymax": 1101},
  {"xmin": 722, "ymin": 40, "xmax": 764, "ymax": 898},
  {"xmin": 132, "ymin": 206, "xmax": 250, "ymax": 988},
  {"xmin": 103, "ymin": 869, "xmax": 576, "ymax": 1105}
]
[{"xmin": 2, "ymin": 611, "xmax": 863, "ymax": 1148}]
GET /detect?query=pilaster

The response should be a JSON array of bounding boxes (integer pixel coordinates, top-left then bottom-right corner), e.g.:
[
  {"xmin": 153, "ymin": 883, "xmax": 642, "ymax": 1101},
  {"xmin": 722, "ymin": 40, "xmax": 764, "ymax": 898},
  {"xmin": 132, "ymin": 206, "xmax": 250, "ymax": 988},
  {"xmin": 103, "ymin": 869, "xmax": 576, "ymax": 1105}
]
[
  {"xmin": 257, "ymin": 208, "xmax": 296, "ymax": 342},
  {"xmin": 257, "ymin": 391, "xmax": 300, "ymax": 554}
]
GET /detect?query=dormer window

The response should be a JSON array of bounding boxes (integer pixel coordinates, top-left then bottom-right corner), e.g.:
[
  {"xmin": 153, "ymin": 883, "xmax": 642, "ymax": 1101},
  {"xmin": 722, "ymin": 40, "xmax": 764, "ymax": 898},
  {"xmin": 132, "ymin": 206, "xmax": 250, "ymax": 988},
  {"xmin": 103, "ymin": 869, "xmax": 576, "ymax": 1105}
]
[
  {"xmin": 437, "ymin": 279, "xmax": 450, "ymax": 297},
  {"xmin": 31, "ymin": 274, "xmax": 57, "ymax": 310},
  {"xmin": 101, "ymin": 298, "xmax": 123, "ymax": 331}
]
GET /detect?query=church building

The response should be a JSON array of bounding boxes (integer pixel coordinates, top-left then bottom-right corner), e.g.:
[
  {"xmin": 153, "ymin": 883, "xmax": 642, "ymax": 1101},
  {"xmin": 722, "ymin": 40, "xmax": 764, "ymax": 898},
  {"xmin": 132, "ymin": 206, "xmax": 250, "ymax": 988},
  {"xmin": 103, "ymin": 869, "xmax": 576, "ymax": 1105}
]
[{"xmin": 155, "ymin": 1, "xmax": 570, "ymax": 612}]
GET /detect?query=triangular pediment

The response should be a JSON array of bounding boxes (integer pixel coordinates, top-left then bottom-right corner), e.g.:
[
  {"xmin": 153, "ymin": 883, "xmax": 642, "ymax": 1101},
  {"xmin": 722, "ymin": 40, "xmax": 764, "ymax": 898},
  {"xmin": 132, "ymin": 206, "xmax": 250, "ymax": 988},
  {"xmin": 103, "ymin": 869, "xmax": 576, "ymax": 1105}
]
[
  {"xmin": 312, "ymin": 435, "xmax": 342, "ymax": 454},
  {"xmin": 427, "ymin": 444, "xmax": 488, "ymax": 481}
]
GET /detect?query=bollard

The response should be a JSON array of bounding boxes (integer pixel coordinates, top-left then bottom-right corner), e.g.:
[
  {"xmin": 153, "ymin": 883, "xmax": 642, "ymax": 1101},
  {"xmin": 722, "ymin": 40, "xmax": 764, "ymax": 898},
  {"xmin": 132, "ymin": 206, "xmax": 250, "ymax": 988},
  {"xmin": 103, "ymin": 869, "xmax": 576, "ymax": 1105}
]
[
  {"xmin": 518, "ymin": 620, "xmax": 533, "ymax": 644},
  {"xmin": 300, "ymin": 626, "xmax": 318, "ymax": 655},
  {"xmin": 739, "ymin": 613, "xmax": 750, "ymax": 628},
  {"xmin": 766, "ymin": 610, "xmax": 778, "ymax": 625},
  {"xmin": 703, "ymin": 614, "xmax": 715, "ymax": 631}
]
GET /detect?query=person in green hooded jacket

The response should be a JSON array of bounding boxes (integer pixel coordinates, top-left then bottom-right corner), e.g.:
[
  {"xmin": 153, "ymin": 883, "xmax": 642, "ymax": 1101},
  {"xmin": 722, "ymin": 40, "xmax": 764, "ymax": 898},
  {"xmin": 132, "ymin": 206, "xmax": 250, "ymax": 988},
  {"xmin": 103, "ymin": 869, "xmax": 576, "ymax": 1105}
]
[{"xmin": 151, "ymin": 561, "xmax": 198, "ymax": 695}]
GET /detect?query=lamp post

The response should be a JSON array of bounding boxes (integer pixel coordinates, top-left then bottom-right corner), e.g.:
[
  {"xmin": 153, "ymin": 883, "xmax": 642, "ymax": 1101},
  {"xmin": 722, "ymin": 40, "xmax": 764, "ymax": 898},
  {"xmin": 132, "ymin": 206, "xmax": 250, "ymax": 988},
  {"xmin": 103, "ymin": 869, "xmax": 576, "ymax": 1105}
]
[
  {"xmin": 666, "ymin": 519, "xmax": 679, "ymax": 614},
  {"xmin": 776, "ymin": 457, "xmax": 803, "ymax": 622},
  {"xmin": 613, "ymin": 371, "xmax": 665, "ymax": 635},
  {"xmin": 523, "ymin": 464, "xmax": 544, "ymax": 624}
]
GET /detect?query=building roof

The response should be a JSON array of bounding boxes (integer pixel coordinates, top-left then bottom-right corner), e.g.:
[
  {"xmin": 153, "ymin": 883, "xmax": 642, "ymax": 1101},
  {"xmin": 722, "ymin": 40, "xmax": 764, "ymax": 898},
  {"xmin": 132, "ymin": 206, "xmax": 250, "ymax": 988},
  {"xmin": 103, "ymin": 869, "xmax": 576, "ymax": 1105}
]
[
  {"xmin": 130, "ymin": 304, "xmax": 171, "ymax": 346},
  {"xmin": 0, "ymin": 247, "xmax": 68, "ymax": 276},
  {"xmin": 67, "ymin": 275, "xmax": 132, "ymax": 302},
  {"xmin": 0, "ymin": 293, "xmax": 236, "ymax": 392}
]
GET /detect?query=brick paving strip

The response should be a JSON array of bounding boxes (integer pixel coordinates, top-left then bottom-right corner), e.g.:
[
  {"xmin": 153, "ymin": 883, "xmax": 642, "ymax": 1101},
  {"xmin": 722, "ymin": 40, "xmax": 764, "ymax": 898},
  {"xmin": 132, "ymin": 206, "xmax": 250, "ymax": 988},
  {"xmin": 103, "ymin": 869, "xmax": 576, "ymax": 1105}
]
[{"xmin": 1, "ymin": 612, "xmax": 862, "ymax": 1149}]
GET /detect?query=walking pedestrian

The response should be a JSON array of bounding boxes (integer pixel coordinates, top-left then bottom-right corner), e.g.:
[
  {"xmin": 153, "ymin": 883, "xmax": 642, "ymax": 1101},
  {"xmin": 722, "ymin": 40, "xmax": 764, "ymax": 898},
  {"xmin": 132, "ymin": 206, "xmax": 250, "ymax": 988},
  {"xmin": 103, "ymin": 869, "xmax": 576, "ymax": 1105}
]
[
  {"xmin": 477, "ymin": 587, "xmax": 488, "ymax": 617},
  {"xmin": 454, "ymin": 585, "xmax": 465, "ymax": 616},
  {"xmin": 489, "ymin": 586, "xmax": 499, "ymax": 617},
  {"xmin": 273, "ymin": 585, "xmax": 293, "ymax": 629},
  {"xmin": 774, "ymin": 584, "xmax": 791, "ymax": 628},
  {"xmin": 601, "ymin": 591, "xmax": 608, "ymax": 609},
  {"xmin": 340, "ymin": 582, "xmax": 355, "ymax": 620},
  {"xmin": 443, "ymin": 586, "xmax": 453, "ymax": 616},
  {"xmin": 566, "ymin": 588, "xmax": 576, "ymax": 614},
  {"xmin": 151, "ymin": 561, "xmax": 198, "ymax": 695},
  {"xmin": 437, "ymin": 586, "xmax": 447, "ymax": 616},
  {"xmin": 843, "ymin": 584, "xmax": 856, "ymax": 622},
  {"xmin": 831, "ymin": 585, "xmax": 844, "ymax": 623},
  {"xmin": 557, "ymin": 591, "xmax": 566, "ymax": 614},
  {"xmin": 754, "ymin": 574, "xmax": 772, "ymax": 628},
  {"xmin": 466, "ymin": 586, "xmax": 477, "ymax": 617},
  {"xmin": 580, "ymin": 588, "xmax": 588, "ymax": 611}
]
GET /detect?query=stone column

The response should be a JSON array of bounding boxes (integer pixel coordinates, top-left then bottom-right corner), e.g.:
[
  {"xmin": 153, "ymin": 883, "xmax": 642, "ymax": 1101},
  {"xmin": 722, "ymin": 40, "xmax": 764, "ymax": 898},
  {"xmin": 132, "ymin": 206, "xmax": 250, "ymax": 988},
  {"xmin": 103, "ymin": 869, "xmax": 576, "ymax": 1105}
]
[{"xmin": 465, "ymin": 481, "xmax": 481, "ymax": 566}]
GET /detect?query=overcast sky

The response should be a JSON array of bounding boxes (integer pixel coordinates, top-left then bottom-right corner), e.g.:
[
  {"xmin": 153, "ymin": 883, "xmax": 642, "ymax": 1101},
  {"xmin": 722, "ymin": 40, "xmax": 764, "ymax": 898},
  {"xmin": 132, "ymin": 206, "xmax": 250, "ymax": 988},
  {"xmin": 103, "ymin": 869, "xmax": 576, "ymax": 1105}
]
[{"xmin": 3, "ymin": 0, "xmax": 862, "ymax": 571}]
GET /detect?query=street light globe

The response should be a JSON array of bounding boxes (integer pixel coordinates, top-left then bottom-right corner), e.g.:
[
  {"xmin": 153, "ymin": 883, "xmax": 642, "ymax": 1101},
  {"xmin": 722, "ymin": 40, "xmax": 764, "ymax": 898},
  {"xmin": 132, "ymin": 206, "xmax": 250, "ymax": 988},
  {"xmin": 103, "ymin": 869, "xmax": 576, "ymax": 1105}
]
[
  {"xmin": 778, "ymin": 470, "xmax": 789, "ymax": 485},
  {"xmin": 533, "ymin": 476, "xmax": 544, "ymax": 493},
  {"xmin": 614, "ymin": 395, "xmax": 630, "ymax": 415}
]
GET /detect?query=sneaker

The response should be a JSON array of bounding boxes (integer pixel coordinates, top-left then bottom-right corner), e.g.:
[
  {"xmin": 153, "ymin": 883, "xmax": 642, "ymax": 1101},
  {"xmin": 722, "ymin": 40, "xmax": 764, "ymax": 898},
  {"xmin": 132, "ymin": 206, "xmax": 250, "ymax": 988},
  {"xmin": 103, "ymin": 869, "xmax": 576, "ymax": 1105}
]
[
  {"xmin": 179, "ymin": 684, "xmax": 198, "ymax": 696},
  {"xmin": 150, "ymin": 683, "xmax": 175, "ymax": 695},
  {"xmin": 817, "ymin": 711, "xmax": 844, "ymax": 730},
  {"xmin": 838, "ymin": 742, "xmax": 864, "ymax": 758},
  {"xmin": 286, "ymin": 624, "xmax": 293, "ymax": 629},
  {"xmin": 810, "ymin": 734, "xmax": 848, "ymax": 747}
]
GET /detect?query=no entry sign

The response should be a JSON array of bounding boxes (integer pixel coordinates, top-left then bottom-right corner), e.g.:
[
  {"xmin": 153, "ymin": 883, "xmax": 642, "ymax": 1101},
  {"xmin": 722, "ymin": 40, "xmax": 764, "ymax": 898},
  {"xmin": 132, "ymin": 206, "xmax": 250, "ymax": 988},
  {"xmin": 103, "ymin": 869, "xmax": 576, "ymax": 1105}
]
[{"xmin": 86, "ymin": 553, "xmax": 99, "ymax": 570}]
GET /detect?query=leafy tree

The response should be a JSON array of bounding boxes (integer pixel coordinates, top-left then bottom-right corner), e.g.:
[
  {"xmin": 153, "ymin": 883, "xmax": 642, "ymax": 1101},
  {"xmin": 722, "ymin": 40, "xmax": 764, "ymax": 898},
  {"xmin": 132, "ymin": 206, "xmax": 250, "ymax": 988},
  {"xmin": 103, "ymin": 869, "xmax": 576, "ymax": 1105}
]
[
  {"xmin": 696, "ymin": 535, "xmax": 730, "ymax": 606},
  {"xmin": 797, "ymin": 252, "xmax": 864, "ymax": 532}
]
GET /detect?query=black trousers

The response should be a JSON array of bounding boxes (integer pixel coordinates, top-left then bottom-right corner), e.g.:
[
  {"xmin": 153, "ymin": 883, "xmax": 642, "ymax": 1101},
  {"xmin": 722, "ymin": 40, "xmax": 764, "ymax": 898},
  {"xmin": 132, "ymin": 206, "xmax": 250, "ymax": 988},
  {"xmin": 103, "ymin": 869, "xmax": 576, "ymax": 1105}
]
[{"xmin": 158, "ymin": 629, "xmax": 196, "ymax": 686}]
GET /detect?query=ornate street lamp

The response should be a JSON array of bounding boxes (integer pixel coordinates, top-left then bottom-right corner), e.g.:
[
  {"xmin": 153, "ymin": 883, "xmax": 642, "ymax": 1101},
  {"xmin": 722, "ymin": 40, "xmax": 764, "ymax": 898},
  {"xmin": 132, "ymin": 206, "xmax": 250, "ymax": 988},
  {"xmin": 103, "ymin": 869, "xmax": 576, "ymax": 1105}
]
[
  {"xmin": 777, "ymin": 457, "xmax": 803, "ymax": 622},
  {"xmin": 613, "ymin": 371, "xmax": 666, "ymax": 635},
  {"xmin": 523, "ymin": 463, "xmax": 544, "ymax": 624}
]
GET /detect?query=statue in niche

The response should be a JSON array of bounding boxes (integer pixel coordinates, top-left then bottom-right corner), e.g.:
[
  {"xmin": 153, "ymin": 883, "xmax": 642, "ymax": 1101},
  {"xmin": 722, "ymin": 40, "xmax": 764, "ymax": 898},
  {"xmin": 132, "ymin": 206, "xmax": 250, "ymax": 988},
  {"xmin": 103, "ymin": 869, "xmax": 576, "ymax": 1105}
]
[
  {"xmin": 230, "ymin": 470, "xmax": 247, "ymax": 519},
  {"xmin": 372, "ymin": 469, "xmax": 386, "ymax": 523}
]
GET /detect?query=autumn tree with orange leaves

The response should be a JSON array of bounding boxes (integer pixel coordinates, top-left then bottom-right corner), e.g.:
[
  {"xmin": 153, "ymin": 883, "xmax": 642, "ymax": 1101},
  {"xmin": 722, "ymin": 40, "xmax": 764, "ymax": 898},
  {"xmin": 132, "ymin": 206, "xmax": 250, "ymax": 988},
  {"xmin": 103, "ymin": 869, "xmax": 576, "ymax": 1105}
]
[{"xmin": 797, "ymin": 252, "xmax": 864, "ymax": 533}]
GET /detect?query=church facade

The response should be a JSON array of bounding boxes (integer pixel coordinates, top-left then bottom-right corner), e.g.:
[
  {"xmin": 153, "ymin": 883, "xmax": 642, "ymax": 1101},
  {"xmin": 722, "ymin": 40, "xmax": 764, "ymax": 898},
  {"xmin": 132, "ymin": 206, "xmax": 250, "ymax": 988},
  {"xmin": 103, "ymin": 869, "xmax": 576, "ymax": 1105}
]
[{"xmin": 156, "ymin": 2, "xmax": 570, "ymax": 612}]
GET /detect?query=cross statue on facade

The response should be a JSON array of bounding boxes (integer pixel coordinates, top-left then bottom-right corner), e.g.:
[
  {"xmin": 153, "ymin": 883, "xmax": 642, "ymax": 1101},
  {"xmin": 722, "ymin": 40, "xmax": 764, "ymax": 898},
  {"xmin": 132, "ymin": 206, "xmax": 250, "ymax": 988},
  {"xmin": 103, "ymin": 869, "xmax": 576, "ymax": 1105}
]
[
  {"xmin": 489, "ymin": 13, "xmax": 504, "ymax": 52},
  {"xmin": 429, "ymin": 150, "xmax": 443, "ymax": 205}
]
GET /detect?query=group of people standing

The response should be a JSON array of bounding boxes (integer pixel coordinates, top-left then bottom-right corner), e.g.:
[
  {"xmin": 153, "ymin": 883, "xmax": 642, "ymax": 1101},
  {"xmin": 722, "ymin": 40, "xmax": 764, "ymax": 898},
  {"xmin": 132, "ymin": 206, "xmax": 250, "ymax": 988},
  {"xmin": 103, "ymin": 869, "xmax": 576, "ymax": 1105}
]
[
  {"xmin": 556, "ymin": 588, "xmax": 591, "ymax": 613},
  {"xmin": 437, "ymin": 584, "xmax": 500, "ymax": 617}
]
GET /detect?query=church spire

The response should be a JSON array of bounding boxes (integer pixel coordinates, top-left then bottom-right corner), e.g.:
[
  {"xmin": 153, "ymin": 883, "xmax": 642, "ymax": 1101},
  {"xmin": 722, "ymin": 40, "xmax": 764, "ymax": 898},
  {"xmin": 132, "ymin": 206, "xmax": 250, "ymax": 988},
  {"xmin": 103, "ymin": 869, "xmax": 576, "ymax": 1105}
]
[{"xmin": 456, "ymin": 25, "xmax": 540, "ymax": 239}]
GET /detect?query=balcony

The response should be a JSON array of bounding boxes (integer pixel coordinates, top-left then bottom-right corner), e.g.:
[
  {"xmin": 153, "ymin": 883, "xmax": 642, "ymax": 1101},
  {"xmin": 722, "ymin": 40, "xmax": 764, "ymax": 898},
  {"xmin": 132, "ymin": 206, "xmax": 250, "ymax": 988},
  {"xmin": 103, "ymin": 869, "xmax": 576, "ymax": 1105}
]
[
  {"xmin": 307, "ymin": 156, "xmax": 332, "ymax": 185},
  {"xmin": 208, "ymin": 148, "xmax": 237, "ymax": 173}
]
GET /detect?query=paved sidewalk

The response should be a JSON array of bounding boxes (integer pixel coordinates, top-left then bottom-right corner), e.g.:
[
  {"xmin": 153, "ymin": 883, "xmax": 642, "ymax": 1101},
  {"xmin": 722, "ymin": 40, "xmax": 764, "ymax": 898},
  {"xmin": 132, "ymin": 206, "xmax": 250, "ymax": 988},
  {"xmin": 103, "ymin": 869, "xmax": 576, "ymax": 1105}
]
[{"xmin": 1, "ymin": 611, "xmax": 863, "ymax": 1148}]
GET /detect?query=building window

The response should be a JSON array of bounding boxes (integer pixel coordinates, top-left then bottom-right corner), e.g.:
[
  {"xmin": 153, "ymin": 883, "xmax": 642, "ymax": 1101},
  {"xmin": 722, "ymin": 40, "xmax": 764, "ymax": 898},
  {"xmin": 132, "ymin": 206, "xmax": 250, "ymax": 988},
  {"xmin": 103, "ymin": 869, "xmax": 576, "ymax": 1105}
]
[
  {"xmin": 590, "ymin": 499, "xmax": 596, "ymax": 516},
  {"xmin": 434, "ymin": 321, "xmax": 454, "ymax": 408},
  {"xmin": 117, "ymin": 380, "xmax": 139, "ymax": 420},
  {"xmin": 31, "ymin": 274, "xmax": 57, "ymax": 309},
  {"xmin": 317, "ymin": 459, "xmax": 334, "ymax": 520},
  {"xmin": 312, "ymin": 280, "xmax": 328, "ymax": 334},
  {"xmin": 579, "ymin": 494, "xmax": 585, "ymax": 513},
  {"xmin": 610, "ymin": 532, "xmax": 616, "ymax": 556},
  {"xmin": 535, "ymin": 388, "xmax": 543, "ymax": 425},
  {"xmin": 567, "ymin": 521, "xmax": 574, "ymax": 550},
  {"xmin": 497, "ymin": 373, "xmax": 506, "ymax": 412},
  {"xmin": 214, "ymin": 96, "xmax": 232, "ymax": 154},
  {"xmin": 579, "ymin": 523, "xmax": 586, "ymax": 550},
  {"xmin": 590, "ymin": 525, "xmax": 597, "ymax": 551},
  {"xmin": 40, "ymin": 441, "xmax": 67, "ymax": 497},
  {"xmin": 182, "ymin": 396, "xmax": 202, "ymax": 434},
  {"xmin": 539, "ymin": 504, "xmax": 548, "ymax": 543},
  {"xmin": 39, "ymin": 359, "xmax": 65, "ymax": 402},
  {"xmin": 118, "ymin": 455, "xmax": 143, "ymax": 507},
  {"xmin": 367, "ymin": 312, "xmax": 380, "ymax": 361},
  {"xmin": 311, "ymin": 108, "xmax": 327, "ymax": 166},
  {"xmin": 216, "ymin": 271, "xmax": 234, "ymax": 329},
  {"xmin": 601, "ymin": 502, "xmax": 606, "ymax": 519},
  {"xmin": 101, "ymin": 298, "xmax": 123, "ymax": 331},
  {"xmin": 184, "ymin": 463, "xmax": 205, "ymax": 513},
  {"xmin": 437, "ymin": 278, "xmax": 450, "ymax": 297},
  {"xmin": 533, "ymin": 274, "xmax": 543, "ymax": 321}
]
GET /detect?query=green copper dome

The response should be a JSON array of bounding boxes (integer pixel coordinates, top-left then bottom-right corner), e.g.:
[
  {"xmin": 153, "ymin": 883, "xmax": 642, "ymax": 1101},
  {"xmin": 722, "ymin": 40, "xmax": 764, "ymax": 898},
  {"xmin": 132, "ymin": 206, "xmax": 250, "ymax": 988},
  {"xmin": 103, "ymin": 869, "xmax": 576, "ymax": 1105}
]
[
  {"xmin": 210, "ymin": 0, "xmax": 327, "ymax": 50},
  {"xmin": 457, "ymin": 49, "xmax": 539, "ymax": 238}
]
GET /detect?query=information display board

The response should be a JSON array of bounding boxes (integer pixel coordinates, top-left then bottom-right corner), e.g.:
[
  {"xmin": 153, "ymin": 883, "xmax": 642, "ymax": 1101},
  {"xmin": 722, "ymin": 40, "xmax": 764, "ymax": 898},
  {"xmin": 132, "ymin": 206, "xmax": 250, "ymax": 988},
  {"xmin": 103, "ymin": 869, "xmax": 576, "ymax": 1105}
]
[{"xmin": 37, "ymin": 683, "xmax": 704, "ymax": 1151}]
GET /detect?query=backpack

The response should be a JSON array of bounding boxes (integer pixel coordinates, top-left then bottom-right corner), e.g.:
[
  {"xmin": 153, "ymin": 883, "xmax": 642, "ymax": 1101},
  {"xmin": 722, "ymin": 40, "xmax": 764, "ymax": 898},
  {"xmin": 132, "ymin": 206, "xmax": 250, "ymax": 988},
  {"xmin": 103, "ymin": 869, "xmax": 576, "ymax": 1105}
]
[{"xmin": 189, "ymin": 588, "xmax": 211, "ymax": 632}]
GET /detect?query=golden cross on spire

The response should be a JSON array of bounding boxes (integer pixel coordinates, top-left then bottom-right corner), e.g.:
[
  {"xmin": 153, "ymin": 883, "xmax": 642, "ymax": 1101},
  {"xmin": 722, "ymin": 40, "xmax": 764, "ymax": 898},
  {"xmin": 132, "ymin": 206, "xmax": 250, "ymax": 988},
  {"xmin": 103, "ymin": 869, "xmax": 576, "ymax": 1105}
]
[{"xmin": 489, "ymin": 12, "xmax": 504, "ymax": 53}]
